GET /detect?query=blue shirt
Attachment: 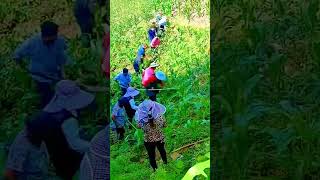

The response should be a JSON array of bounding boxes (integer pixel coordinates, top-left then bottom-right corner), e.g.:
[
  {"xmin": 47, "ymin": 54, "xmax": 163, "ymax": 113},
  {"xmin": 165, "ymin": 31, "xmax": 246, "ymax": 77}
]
[
  {"xmin": 148, "ymin": 28, "xmax": 157, "ymax": 43},
  {"xmin": 137, "ymin": 45, "xmax": 145, "ymax": 58},
  {"xmin": 114, "ymin": 72, "xmax": 131, "ymax": 88},
  {"xmin": 112, "ymin": 102, "xmax": 126, "ymax": 128},
  {"xmin": 13, "ymin": 34, "xmax": 71, "ymax": 83},
  {"xmin": 134, "ymin": 56, "xmax": 143, "ymax": 66}
]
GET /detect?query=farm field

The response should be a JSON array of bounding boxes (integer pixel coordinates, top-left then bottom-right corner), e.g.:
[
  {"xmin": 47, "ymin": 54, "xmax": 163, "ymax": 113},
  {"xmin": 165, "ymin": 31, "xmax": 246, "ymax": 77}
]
[
  {"xmin": 110, "ymin": 0, "xmax": 210, "ymax": 179},
  {"xmin": 213, "ymin": 0, "xmax": 320, "ymax": 179}
]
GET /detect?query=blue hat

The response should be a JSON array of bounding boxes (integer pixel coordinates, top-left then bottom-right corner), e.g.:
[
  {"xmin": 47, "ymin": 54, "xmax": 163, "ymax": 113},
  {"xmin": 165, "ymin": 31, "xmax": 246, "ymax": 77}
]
[
  {"xmin": 124, "ymin": 87, "xmax": 140, "ymax": 97},
  {"xmin": 43, "ymin": 80, "xmax": 95, "ymax": 113},
  {"xmin": 155, "ymin": 71, "xmax": 167, "ymax": 81}
]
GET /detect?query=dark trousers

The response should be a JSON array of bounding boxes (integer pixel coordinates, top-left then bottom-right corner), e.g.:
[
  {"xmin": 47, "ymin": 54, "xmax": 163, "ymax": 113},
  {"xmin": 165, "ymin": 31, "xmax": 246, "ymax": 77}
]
[
  {"xmin": 74, "ymin": 8, "xmax": 94, "ymax": 35},
  {"xmin": 144, "ymin": 141, "xmax": 167, "ymax": 170},
  {"xmin": 121, "ymin": 87, "xmax": 127, "ymax": 96},
  {"xmin": 45, "ymin": 136, "xmax": 83, "ymax": 180},
  {"xmin": 146, "ymin": 89, "xmax": 158, "ymax": 102},
  {"xmin": 116, "ymin": 128, "xmax": 125, "ymax": 140},
  {"xmin": 149, "ymin": 95, "xmax": 157, "ymax": 101},
  {"xmin": 133, "ymin": 61, "xmax": 140, "ymax": 74},
  {"xmin": 35, "ymin": 81, "xmax": 54, "ymax": 108},
  {"xmin": 74, "ymin": 10, "xmax": 94, "ymax": 47},
  {"xmin": 127, "ymin": 111, "xmax": 135, "ymax": 129}
]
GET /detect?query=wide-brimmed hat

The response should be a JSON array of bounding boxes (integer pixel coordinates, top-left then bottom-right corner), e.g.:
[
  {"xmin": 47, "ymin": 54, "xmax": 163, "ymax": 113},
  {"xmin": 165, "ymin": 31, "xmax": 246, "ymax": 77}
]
[
  {"xmin": 149, "ymin": 62, "xmax": 159, "ymax": 68},
  {"xmin": 155, "ymin": 71, "xmax": 167, "ymax": 81},
  {"xmin": 135, "ymin": 100, "xmax": 166, "ymax": 124},
  {"xmin": 43, "ymin": 80, "xmax": 95, "ymax": 113},
  {"xmin": 124, "ymin": 87, "xmax": 140, "ymax": 97}
]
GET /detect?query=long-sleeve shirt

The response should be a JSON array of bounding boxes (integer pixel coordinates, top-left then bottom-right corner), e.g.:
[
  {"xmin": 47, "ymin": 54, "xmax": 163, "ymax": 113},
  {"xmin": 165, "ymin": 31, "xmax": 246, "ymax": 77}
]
[
  {"xmin": 140, "ymin": 115, "xmax": 166, "ymax": 143},
  {"xmin": 148, "ymin": 28, "xmax": 157, "ymax": 43},
  {"xmin": 13, "ymin": 34, "xmax": 71, "ymax": 83},
  {"xmin": 137, "ymin": 45, "xmax": 146, "ymax": 58},
  {"xmin": 61, "ymin": 117, "xmax": 90, "ymax": 153},
  {"xmin": 142, "ymin": 67, "xmax": 157, "ymax": 87},
  {"xmin": 129, "ymin": 99, "xmax": 138, "ymax": 110},
  {"xmin": 158, "ymin": 17, "xmax": 167, "ymax": 28},
  {"xmin": 6, "ymin": 129, "xmax": 49, "ymax": 180},
  {"xmin": 111, "ymin": 102, "xmax": 126, "ymax": 128}
]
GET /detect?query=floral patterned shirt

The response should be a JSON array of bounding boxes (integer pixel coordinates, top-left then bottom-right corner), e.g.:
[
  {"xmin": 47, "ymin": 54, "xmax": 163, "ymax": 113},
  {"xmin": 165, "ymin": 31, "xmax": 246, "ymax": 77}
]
[{"xmin": 140, "ymin": 115, "xmax": 166, "ymax": 143}]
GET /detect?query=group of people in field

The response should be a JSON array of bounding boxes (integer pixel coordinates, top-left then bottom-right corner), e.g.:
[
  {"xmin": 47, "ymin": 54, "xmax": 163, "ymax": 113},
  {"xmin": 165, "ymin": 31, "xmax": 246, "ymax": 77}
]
[
  {"xmin": 4, "ymin": 1, "xmax": 109, "ymax": 180},
  {"xmin": 111, "ymin": 12, "xmax": 170, "ymax": 171}
]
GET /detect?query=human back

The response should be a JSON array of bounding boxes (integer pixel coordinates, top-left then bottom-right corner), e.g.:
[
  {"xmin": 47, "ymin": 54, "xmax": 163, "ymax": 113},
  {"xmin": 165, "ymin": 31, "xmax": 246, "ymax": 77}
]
[{"xmin": 142, "ymin": 67, "xmax": 157, "ymax": 87}]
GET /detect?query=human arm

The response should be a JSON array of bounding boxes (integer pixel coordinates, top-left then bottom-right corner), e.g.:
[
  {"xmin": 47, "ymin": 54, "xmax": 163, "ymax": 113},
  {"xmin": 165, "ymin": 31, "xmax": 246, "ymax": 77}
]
[
  {"xmin": 111, "ymin": 102, "xmax": 121, "ymax": 120},
  {"xmin": 114, "ymin": 73, "xmax": 120, "ymax": 82},
  {"xmin": 12, "ymin": 37, "xmax": 34, "ymax": 66},
  {"xmin": 61, "ymin": 118, "xmax": 90, "ymax": 153},
  {"xmin": 129, "ymin": 99, "xmax": 138, "ymax": 110}
]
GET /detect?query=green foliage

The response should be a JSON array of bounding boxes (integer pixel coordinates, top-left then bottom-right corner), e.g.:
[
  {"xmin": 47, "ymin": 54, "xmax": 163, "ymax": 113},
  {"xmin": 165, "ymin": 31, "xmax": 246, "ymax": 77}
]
[
  {"xmin": 110, "ymin": 0, "xmax": 209, "ymax": 179},
  {"xmin": 182, "ymin": 160, "xmax": 210, "ymax": 180},
  {"xmin": 213, "ymin": 0, "xmax": 320, "ymax": 179}
]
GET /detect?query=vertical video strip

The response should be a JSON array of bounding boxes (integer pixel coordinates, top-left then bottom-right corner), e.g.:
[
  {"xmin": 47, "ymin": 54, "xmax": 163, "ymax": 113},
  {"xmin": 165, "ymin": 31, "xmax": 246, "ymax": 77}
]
[
  {"xmin": 1, "ymin": 0, "xmax": 110, "ymax": 179},
  {"xmin": 212, "ymin": 0, "xmax": 320, "ymax": 179},
  {"xmin": 110, "ymin": 0, "xmax": 210, "ymax": 179}
]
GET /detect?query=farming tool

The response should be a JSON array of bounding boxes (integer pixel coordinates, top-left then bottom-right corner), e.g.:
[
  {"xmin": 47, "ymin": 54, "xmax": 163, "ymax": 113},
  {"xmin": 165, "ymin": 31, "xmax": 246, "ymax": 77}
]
[
  {"xmin": 126, "ymin": 120, "xmax": 138, "ymax": 130},
  {"xmin": 136, "ymin": 88, "xmax": 177, "ymax": 91}
]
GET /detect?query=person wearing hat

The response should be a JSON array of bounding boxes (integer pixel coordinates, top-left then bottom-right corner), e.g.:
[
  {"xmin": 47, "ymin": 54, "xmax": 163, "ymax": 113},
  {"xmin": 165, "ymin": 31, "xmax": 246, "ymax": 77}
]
[
  {"xmin": 146, "ymin": 71, "xmax": 167, "ymax": 101},
  {"xmin": 155, "ymin": 11, "xmax": 167, "ymax": 36},
  {"xmin": 135, "ymin": 99, "xmax": 168, "ymax": 171},
  {"xmin": 142, "ymin": 63, "xmax": 167, "ymax": 101},
  {"xmin": 116, "ymin": 87, "xmax": 140, "ymax": 128},
  {"xmin": 156, "ymin": 11, "xmax": 163, "ymax": 23},
  {"xmin": 158, "ymin": 16, "xmax": 167, "ymax": 31},
  {"xmin": 114, "ymin": 68, "xmax": 132, "ymax": 95},
  {"xmin": 12, "ymin": 21, "xmax": 71, "ymax": 108},
  {"xmin": 111, "ymin": 100, "xmax": 127, "ymax": 140},
  {"xmin": 79, "ymin": 125, "xmax": 110, "ymax": 180},
  {"xmin": 20, "ymin": 80, "xmax": 95, "ymax": 179},
  {"xmin": 148, "ymin": 19, "xmax": 158, "ymax": 43},
  {"xmin": 142, "ymin": 62, "xmax": 159, "ymax": 87},
  {"xmin": 133, "ymin": 44, "xmax": 148, "ymax": 74}
]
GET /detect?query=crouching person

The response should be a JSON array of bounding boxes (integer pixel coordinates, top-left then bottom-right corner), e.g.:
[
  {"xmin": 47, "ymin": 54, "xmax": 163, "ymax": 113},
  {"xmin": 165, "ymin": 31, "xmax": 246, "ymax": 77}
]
[
  {"xmin": 8, "ymin": 80, "xmax": 94, "ymax": 180},
  {"xmin": 111, "ymin": 100, "xmax": 127, "ymax": 140},
  {"xmin": 4, "ymin": 126, "xmax": 49, "ymax": 180}
]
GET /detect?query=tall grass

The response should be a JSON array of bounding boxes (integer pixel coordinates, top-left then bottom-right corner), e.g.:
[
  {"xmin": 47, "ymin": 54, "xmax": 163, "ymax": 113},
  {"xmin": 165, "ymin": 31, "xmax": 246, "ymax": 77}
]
[
  {"xmin": 110, "ymin": 0, "xmax": 210, "ymax": 179},
  {"xmin": 213, "ymin": 0, "xmax": 320, "ymax": 179}
]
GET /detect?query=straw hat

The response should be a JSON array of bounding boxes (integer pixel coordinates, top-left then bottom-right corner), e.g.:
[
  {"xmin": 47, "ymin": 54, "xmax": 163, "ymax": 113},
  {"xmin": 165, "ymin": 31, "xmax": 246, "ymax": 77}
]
[{"xmin": 149, "ymin": 62, "xmax": 159, "ymax": 68}]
